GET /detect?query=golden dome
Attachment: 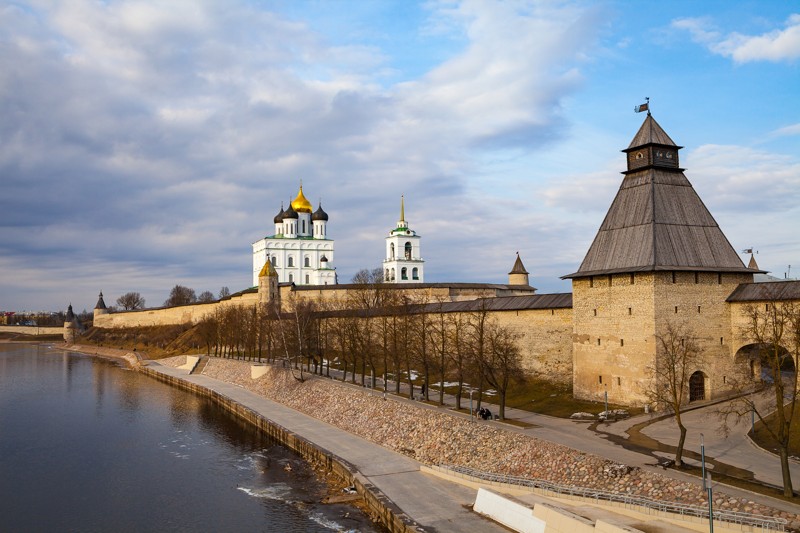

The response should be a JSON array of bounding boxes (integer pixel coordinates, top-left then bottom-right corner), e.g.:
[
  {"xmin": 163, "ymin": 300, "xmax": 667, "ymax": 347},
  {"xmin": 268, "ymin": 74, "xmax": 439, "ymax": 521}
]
[{"xmin": 290, "ymin": 185, "xmax": 313, "ymax": 213}]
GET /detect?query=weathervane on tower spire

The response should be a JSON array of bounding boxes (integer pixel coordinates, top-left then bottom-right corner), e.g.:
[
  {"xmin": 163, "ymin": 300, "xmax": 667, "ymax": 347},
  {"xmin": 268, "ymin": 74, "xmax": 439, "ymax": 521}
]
[{"xmin": 634, "ymin": 97, "xmax": 650, "ymax": 115}]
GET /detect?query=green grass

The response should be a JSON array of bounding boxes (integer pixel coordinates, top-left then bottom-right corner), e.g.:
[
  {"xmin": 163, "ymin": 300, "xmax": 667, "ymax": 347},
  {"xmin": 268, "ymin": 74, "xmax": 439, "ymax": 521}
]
[
  {"xmin": 751, "ymin": 404, "xmax": 800, "ymax": 458},
  {"xmin": 432, "ymin": 378, "xmax": 641, "ymax": 419}
]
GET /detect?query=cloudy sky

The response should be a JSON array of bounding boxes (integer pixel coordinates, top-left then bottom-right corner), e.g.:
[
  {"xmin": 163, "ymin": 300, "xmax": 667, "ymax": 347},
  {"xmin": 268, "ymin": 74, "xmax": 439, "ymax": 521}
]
[{"xmin": 1, "ymin": 0, "xmax": 798, "ymax": 313}]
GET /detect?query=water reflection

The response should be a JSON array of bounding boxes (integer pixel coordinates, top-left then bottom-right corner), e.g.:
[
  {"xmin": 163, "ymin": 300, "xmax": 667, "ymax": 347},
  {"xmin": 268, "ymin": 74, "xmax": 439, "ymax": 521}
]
[{"xmin": 0, "ymin": 344, "xmax": 384, "ymax": 533}]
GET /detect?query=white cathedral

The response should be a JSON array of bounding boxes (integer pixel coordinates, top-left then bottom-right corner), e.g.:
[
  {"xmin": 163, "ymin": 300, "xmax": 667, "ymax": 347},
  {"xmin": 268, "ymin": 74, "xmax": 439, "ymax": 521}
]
[
  {"xmin": 383, "ymin": 196, "xmax": 424, "ymax": 283},
  {"xmin": 252, "ymin": 184, "xmax": 336, "ymax": 286},
  {"xmin": 253, "ymin": 187, "xmax": 424, "ymax": 287}
]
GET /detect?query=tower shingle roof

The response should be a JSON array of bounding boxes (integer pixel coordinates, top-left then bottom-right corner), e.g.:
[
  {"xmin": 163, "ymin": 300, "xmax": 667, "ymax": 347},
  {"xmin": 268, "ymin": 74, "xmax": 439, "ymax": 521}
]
[{"xmin": 564, "ymin": 115, "xmax": 760, "ymax": 278}]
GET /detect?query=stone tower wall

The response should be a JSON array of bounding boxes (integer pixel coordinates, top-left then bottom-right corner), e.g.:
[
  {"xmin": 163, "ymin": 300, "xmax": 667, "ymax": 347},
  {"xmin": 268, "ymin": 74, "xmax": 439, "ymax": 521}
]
[{"xmin": 572, "ymin": 273, "xmax": 658, "ymax": 406}]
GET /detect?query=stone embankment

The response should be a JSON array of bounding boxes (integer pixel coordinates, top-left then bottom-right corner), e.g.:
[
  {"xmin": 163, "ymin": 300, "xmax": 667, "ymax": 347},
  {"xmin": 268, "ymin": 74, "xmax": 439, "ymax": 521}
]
[
  {"xmin": 63, "ymin": 344, "xmax": 142, "ymax": 368},
  {"xmin": 158, "ymin": 355, "xmax": 799, "ymax": 530}
]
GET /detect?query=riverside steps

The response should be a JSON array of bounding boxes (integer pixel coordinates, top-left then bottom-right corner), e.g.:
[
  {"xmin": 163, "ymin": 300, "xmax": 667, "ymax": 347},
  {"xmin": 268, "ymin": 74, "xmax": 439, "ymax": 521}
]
[{"xmin": 142, "ymin": 360, "xmax": 507, "ymax": 533}]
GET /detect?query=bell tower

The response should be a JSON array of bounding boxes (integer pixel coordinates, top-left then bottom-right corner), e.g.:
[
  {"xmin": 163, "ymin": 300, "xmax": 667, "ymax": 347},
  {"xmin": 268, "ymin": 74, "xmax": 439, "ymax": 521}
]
[{"xmin": 383, "ymin": 196, "xmax": 424, "ymax": 283}]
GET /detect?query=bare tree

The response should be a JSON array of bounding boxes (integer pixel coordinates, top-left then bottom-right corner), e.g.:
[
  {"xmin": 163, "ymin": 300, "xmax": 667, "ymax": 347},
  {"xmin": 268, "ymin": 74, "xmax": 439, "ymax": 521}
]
[
  {"xmin": 198, "ymin": 291, "xmax": 215, "ymax": 303},
  {"xmin": 447, "ymin": 312, "xmax": 470, "ymax": 410},
  {"xmin": 116, "ymin": 292, "xmax": 145, "ymax": 310},
  {"xmin": 480, "ymin": 323, "xmax": 524, "ymax": 420},
  {"xmin": 644, "ymin": 321, "xmax": 702, "ymax": 467},
  {"xmin": 164, "ymin": 285, "xmax": 196, "ymax": 306},
  {"xmin": 430, "ymin": 297, "xmax": 451, "ymax": 405},
  {"xmin": 719, "ymin": 302, "xmax": 800, "ymax": 497},
  {"xmin": 218, "ymin": 286, "xmax": 231, "ymax": 299}
]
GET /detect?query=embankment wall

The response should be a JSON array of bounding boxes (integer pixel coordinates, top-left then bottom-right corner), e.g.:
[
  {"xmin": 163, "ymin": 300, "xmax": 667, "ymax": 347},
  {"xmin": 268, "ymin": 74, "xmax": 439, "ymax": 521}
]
[{"xmin": 140, "ymin": 366, "xmax": 416, "ymax": 533}]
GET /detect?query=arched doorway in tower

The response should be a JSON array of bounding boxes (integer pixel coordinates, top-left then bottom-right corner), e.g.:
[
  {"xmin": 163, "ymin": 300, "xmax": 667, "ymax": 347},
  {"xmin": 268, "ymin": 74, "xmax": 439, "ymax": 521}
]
[
  {"xmin": 735, "ymin": 343, "xmax": 793, "ymax": 382},
  {"xmin": 689, "ymin": 371, "xmax": 706, "ymax": 402}
]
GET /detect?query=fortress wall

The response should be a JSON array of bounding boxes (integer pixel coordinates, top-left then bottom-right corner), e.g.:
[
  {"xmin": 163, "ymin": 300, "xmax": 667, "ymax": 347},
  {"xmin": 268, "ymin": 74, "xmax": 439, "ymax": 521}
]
[
  {"xmin": 93, "ymin": 291, "xmax": 259, "ymax": 328},
  {"xmin": 572, "ymin": 272, "xmax": 756, "ymax": 407},
  {"xmin": 571, "ymin": 273, "xmax": 658, "ymax": 406},
  {"xmin": 652, "ymin": 271, "xmax": 754, "ymax": 400},
  {"xmin": 729, "ymin": 298, "xmax": 800, "ymax": 363},
  {"xmin": 490, "ymin": 307, "xmax": 573, "ymax": 382}
]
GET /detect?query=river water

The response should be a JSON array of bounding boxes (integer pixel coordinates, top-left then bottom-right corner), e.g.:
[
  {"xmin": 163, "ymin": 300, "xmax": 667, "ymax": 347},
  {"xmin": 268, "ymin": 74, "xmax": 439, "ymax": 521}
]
[{"xmin": 0, "ymin": 344, "xmax": 383, "ymax": 532}]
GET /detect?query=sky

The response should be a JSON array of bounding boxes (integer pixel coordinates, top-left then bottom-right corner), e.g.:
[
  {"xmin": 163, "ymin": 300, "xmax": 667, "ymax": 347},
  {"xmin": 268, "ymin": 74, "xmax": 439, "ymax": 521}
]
[{"xmin": 1, "ymin": 0, "xmax": 798, "ymax": 313}]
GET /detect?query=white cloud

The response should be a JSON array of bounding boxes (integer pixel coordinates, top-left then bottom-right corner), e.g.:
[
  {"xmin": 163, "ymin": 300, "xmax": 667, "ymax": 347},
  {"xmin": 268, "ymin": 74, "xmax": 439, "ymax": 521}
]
[
  {"xmin": 770, "ymin": 123, "xmax": 800, "ymax": 138},
  {"xmin": 686, "ymin": 144, "xmax": 800, "ymax": 211},
  {"xmin": 673, "ymin": 14, "xmax": 800, "ymax": 63},
  {"xmin": 0, "ymin": 0, "xmax": 604, "ymax": 310}
]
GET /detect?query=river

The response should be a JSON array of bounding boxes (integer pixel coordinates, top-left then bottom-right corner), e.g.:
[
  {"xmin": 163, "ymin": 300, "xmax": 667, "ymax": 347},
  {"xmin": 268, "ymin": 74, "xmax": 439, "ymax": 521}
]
[{"xmin": 0, "ymin": 343, "xmax": 384, "ymax": 532}]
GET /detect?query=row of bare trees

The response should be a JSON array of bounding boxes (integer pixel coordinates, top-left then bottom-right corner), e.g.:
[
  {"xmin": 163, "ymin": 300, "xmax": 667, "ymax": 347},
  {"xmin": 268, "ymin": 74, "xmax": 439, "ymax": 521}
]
[{"xmin": 193, "ymin": 270, "xmax": 525, "ymax": 419}]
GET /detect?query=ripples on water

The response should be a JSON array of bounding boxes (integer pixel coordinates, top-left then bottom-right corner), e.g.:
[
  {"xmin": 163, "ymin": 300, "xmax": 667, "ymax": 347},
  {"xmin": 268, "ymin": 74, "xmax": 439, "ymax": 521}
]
[{"xmin": 0, "ymin": 344, "xmax": 383, "ymax": 532}]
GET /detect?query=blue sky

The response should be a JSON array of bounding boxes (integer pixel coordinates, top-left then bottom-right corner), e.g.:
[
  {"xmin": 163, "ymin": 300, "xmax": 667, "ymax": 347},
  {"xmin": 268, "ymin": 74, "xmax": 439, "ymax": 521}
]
[{"xmin": 1, "ymin": 0, "xmax": 798, "ymax": 312}]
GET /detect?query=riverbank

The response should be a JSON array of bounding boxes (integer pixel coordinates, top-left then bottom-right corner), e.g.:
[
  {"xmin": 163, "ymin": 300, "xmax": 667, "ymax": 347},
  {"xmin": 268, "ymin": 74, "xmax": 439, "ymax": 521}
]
[
  {"xmin": 162, "ymin": 354, "xmax": 800, "ymax": 530},
  {"xmin": 57, "ymin": 344, "xmax": 800, "ymax": 531}
]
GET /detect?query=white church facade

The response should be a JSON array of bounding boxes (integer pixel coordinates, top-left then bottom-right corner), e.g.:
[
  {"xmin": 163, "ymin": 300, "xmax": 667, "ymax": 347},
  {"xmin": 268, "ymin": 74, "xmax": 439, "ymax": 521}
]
[
  {"xmin": 252, "ymin": 185, "xmax": 336, "ymax": 286},
  {"xmin": 383, "ymin": 196, "xmax": 424, "ymax": 283}
]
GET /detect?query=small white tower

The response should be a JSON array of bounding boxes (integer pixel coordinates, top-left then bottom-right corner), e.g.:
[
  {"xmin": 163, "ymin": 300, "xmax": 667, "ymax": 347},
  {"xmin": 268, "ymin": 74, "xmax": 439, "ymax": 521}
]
[{"xmin": 383, "ymin": 196, "xmax": 424, "ymax": 283}]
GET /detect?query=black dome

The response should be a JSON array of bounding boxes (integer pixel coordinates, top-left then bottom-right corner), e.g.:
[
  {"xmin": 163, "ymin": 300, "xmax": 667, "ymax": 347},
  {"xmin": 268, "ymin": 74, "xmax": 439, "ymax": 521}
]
[
  {"xmin": 312, "ymin": 203, "xmax": 328, "ymax": 221},
  {"xmin": 273, "ymin": 205, "xmax": 285, "ymax": 223},
  {"xmin": 283, "ymin": 204, "xmax": 298, "ymax": 219}
]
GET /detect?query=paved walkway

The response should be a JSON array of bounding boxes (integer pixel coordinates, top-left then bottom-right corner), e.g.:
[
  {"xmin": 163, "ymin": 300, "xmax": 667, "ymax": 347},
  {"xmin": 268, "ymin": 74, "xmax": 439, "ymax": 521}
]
[{"xmin": 145, "ymin": 362, "xmax": 507, "ymax": 533}]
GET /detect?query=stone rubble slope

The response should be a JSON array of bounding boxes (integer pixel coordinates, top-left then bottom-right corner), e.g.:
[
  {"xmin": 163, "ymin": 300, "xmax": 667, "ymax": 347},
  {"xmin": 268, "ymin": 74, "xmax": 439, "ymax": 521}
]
[{"xmin": 193, "ymin": 357, "xmax": 798, "ymax": 530}]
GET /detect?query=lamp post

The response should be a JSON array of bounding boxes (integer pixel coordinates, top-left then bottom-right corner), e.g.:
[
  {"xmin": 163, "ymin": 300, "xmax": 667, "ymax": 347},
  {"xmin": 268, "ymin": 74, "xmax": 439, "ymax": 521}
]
[
  {"xmin": 701, "ymin": 433, "xmax": 706, "ymax": 490},
  {"xmin": 707, "ymin": 471, "xmax": 714, "ymax": 533},
  {"xmin": 470, "ymin": 389, "xmax": 474, "ymax": 422}
]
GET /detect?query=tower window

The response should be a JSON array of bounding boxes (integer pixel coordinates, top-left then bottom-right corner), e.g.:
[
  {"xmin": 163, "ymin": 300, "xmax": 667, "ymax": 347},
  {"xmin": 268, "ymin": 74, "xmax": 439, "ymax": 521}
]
[
  {"xmin": 405, "ymin": 242, "xmax": 412, "ymax": 260},
  {"xmin": 391, "ymin": 268, "xmax": 395, "ymax": 281},
  {"xmin": 412, "ymin": 267, "xmax": 419, "ymax": 280},
  {"xmin": 271, "ymin": 256, "xmax": 277, "ymax": 266},
  {"xmin": 385, "ymin": 269, "xmax": 390, "ymax": 281},
  {"xmin": 302, "ymin": 220, "xmax": 306, "ymax": 233},
  {"xmin": 304, "ymin": 257, "xmax": 310, "ymax": 267},
  {"xmin": 401, "ymin": 267, "xmax": 408, "ymax": 280},
  {"xmin": 288, "ymin": 274, "xmax": 293, "ymax": 282},
  {"xmin": 305, "ymin": 274, "xmax": 309, "ymax": 284},
  {"xmin": 390, "ymin": 243, "xmax": 395, "ymax": 259},
  {"xmin": 288, "ymin": 257, "xmax": 294, "ymax": 267}
]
